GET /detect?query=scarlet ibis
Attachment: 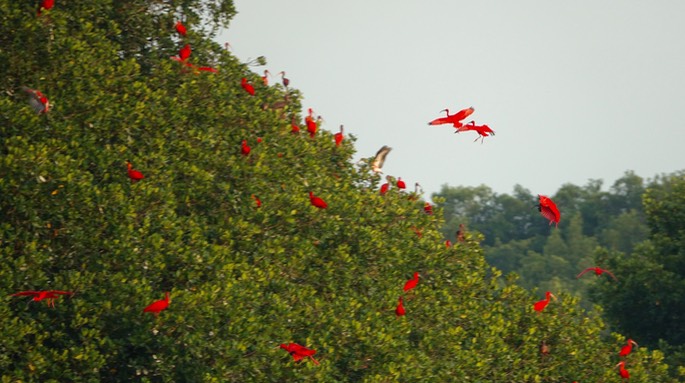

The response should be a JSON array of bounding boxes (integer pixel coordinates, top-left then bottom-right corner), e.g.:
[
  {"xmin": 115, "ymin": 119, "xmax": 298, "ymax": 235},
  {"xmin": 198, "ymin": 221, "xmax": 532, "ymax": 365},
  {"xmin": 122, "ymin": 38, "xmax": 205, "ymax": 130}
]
[
  {"xmin": 37, "ymin": 0, "xmax": 54, "ymax": 15},
  {"xmin": 409, "ymin": 183, "xmax": 423, "ymax": 201},
  {"xmin": 537, "ymin": 195, "xmax": 560, "ymax": 227},
  {"xmin": 179, "ymin": 44, "xmax": 191, "ymax": 61},
  {"xmin": 456, "ymin": 223, "xmax": 466, "ymax": 242},
  {"xmin": 428, "ymin": 107, "xmax": 474, "ymax": 128},
  {"xmin": 290, "ymin": 117, "xmax": 300, "ymax": 134},
  {"xmin": 305, "ymin": 108, "xmax": 317, "ymax": 137},
  {"xmin": 372, "ymin": 145, "xmax": 392, "ymax": 173},
  {"xmin": 143, "ymin": 292, "xmax": 170, "ymax": 317},
  {"xmin": 576, "ymin": 266, "xmax": 617, "ymax": 281},
  {"xmin": 403, "ymin": 272, "xmax": 420, "ymax": 292},
  {"xmin": 126, "ymin": 160, "xmax": 145, "ymax": 183},
  {"xmin": 280, "ymin": 343, "xmax": 319, "ymax": 365},
  {"xmin": 424, "ymin": 202, "xmax": 433, "ymax": 215},
  {"xmin": 334, "ymin": 125, "xmax": 344, "ymax": 147},
  {"xmin": 197, "ymin": 66, "xmax": 218, "ymax": 73},
  {"xmin": 21, "ymin": 86, "xmax": 50, "ymax": 114},
  {"xmin": 533, "ymin": 291, "xmax": 556, "ymax": 313},
  {"xmin": 241, "ymin": 78, "xmax": 255, "ymax": 96},
  {"xmin": 380, "ymin": 181, "xmax": 389, "ymax": 196},
  {"xmin": 616, "ymin": 361, "xmax": 630, "ymax": 380},
  {"xmin": 252, "ymin": 194, "xmax": 262, "ymax": 208},
  {"xmin": 619, "ymin": 339, "xmax": 638, "ymax": 357},
  {"xmin": 456, "ymin": 121, "xmax": 495, "ymax": 143},
  {"xmin": 261, "ymin": 70, "xmax": 270, "ymax": 85},
  {"xmin": 241, "ymin": 140, "xmax": 251, "ymax": 156},
  {"xmin": 395, "ymin": 296, "xmax": 406, "ymax": 316},
  {"xmin": 445, "ymin": 240, "xmax": 452, "ymax": 247},
  {"xmin": 396, "ymin": 177, "xmax": 406, "ymax": 190},
  {"xmin": 309, "ymin": 192, "xmax": 328, "ymax": 209},
  {"xmin": 175, "ymin": 21, "xmax": 187, "ymax": 36},
  {"xmin": 278, "ymin": 71, "xmax": 290, "ymax": 87},
  {"xmin": 11, "ymin": 290, "xmax": 73, "ymax": 307}
]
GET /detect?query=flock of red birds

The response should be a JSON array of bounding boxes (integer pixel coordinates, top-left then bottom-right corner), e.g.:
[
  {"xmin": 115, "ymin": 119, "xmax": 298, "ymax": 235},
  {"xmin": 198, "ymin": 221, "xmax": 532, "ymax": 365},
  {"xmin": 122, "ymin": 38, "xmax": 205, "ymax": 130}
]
[{"xmin": 16, "ymin": 5, "xmax": 639, "ymax": 378}]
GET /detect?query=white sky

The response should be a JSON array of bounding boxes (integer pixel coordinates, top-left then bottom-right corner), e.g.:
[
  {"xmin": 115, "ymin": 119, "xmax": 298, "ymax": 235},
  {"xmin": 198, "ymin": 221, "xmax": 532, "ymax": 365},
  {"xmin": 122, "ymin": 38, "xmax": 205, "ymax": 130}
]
[{"xmin": 218, "ymin": 1, "xmax": 685, "ymax": 198}]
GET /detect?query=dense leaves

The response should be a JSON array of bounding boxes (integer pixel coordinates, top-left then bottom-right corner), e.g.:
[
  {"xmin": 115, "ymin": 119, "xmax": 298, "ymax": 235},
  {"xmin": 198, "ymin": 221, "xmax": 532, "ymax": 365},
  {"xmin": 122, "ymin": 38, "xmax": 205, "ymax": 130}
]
[{"xmin": 0, "ymin": 1, "xmax": 677, "ymax": 381}]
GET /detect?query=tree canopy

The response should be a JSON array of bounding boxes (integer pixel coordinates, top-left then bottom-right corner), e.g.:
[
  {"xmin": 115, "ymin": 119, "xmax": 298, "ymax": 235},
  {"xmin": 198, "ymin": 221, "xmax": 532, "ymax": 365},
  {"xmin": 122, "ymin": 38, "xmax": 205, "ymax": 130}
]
[{"xmin": 0, "ymin": 1, "xmax": 678, "ymax": 381}]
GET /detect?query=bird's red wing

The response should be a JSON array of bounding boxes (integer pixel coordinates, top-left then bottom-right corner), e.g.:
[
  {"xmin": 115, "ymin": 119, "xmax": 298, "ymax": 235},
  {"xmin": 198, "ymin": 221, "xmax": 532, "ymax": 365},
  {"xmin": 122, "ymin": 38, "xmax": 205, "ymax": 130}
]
[
  {"xmin": 453, "ymin": 107, "xmax": 475, "ymax": 121},
  {"xmin": 539, "ymin": 205, "xmax": 558, "ymax": 224},
  {"xmin": 576, "ymin": 268, "xmax": 594, "ymax": 279},
  {"xmin": 603, "ymin": 269, "xmax": 618, "ymax": 281},
  {"xmin": 428, "ymin": 117, "xmax": 452, "ymax": 126},
  {"xmin": 11, "ymin": 291, "xmax": 41, "ymax": 297}
]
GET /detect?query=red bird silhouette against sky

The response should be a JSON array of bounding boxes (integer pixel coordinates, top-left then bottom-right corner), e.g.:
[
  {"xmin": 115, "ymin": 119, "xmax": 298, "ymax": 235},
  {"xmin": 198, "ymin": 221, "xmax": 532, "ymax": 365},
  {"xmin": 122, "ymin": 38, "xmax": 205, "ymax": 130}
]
[
  {"xmin": 395, "ymin": 296, "xmax": 406, "ymax": 317},
  {"xmin": 428, "ymin": 107, "xmax": 474, "ymax": 128},
  {"xmin": 533, "ymin": 291, "xmax": 556, "ymax": 313},
  {"xmin": 403, "ymin": 272, "xmax": 420, "ymax": 292},
  {"xmin": 456, "ymin": 121, "xmax": 495, "ymax": 143},
  {"xmin": 143, "ymin": 292, "xmax": 170, "ymax": 317},
  {"xmin": 334, "ymin": 125, "xmax": 344, "ymax": 147},
  {"xmin": 619, "ymin": 339, "xmax": 638, "ymax": 357},
  {"xmin": 126, "ymin": 160, "xmax": 144, "ymax": 183},
  {"xmin": 11, "ymin": 290, "xmax": 73, "ymax": 307},
  {"xmin": 309, "ymin": 192, "xmax": 328, "ymax": 209},
  {"xmin": 21, "ymin": 86, "xmax": 50, "ymax": 114},
  {"xmin": 537, "ymin": 195, "xmax": 560, "ymax": 227},
  {"xmin": 576, "ymin": 266, "xmax": 617, "ymax": 281},
  {"xmin": 280, "ymin": 343, "xmax": 320, "ymax": 365},
  {"xmin": 175, "ymin": 21, "xmax": 187, "ymax": 37},
  {"xmin": 241, "ymin": 78, "xmax": 255, "ymax": 96}
]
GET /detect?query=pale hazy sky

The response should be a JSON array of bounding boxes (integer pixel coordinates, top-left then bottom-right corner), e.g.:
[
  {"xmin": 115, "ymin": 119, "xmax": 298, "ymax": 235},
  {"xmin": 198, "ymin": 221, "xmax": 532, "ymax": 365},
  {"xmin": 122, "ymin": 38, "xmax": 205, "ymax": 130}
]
[{"xmin": 219, "ymin": 1, "xmax": 685, "ymax": 198}]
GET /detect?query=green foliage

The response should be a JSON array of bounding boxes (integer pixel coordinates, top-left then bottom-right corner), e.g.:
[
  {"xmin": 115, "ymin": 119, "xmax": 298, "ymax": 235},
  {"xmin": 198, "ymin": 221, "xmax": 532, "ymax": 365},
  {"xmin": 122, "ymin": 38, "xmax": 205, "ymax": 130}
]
[{"xmin": 0, "ymin": 2, "xmax": 677, "ymax": 382}]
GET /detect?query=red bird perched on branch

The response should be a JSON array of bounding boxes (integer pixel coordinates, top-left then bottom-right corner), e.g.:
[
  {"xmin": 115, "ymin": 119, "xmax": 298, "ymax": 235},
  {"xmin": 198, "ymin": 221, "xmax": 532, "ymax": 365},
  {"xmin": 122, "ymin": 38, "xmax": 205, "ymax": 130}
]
[
  {"xmin": 241, "ymin": 140, "xmax": 251, "ymax": 156},
  {"xmin": 11, "ymin": 290, "xmax": 73, "ymax": 307},
  {"xmin": 305, "ymin": 108, "xmax": 317, "ymax": 137},
  {"xmin": 537, "ymin": 195, "xmax": 560, "ymax": 227},
  {"xmin": 380, "ymin": 181, "xmax": 389, "ymax": 196},
  {"xmin": 456, "ymin": 121, "xmax": 495, "ymax": 143},
  {"xmin": 126, "ymin": 160, "xmax": 145, "ymax": 183},
  {"xmin": 428, "ymin": 107, "xmax": 474, "ymax": 129},
  {"xmin": 334, "ymin": 125, "xmax": 344, "ymax": 147},
  {"xmin": 280, "ymin": 343, "xmax": 320, "ymax": 365},
  {"xmin": 252, "ymin": 194, "xmax": 262, "ymax": 208},
  {"xmin": 290, "ymin": 117, "xmax": 300, "ymax": 134},
  {"xmin": 175, "ymin": 21, "xmax": 187, "ymax": 37},
  {"xmin": 576, "ymin": 266, "xmax": 617, "ymax": 281},
  {"xmin": 616, "ymin": 361, "xmax": 630, "ymax": 380},
  {"xmin": 309, "ymin": 191, "xmax": 328, "ymax": 209},
  {"xmin": 37, "ymin": 0, "xmax": 54, "ymax": 16},
  {"xmin": 278, "ymin": 71, "xmax": 290, "ymax": 88},
  {"xmin": 403, "ymin": 272, "xmax": 420, "ymax": 292},
  {"xmin": 21, "ymin": 86, "xmax": 50, "ymax": 114},
  {"xmin": 424, "ymin": 202, "xmax": 433, "ymax": 215},
  {"xmin": 241, "ymin": 78, "xmax": 255, "ymax": 96},
  {"xmin": 261, "ymin": 70, "xmax": 270, "ymax": 85},
  {"xmin": 533, "ymin": 291, "xmax": 556, "ymax": 313},
  {"xmin": 395, "ymin": 296, "xmax": 406, "ymax": 317},
  {"xmin": 179, "ymin": 44, "xmax": 191, "ymax": 61},
  {"xmin": 396, "ymin": 177, "xmax": 406, "ymax": 190},
  {"xmin": 619, "ymin": 339, "xmax": 638, "ymax": 357},
  {"xmin": 143, "ymin": 292, "xmax": 170, "ymax": 317}
]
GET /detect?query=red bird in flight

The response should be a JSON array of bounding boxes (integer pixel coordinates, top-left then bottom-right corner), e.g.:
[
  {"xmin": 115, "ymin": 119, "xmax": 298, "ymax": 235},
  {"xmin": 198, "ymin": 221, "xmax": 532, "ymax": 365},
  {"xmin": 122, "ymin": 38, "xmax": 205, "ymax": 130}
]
[
  {"xmin": 21, "ymin": 86, "xmax": 50, "ymax": 114},
  {"xmin": 576, "ymin": 266, "xmax": 617, "ymax": 281},
  {"xmin": 533, "ymin": 291, "xmax": 556, "ymax": 313},
  {"xmin": 309, "ymin": 192, "xmax": 328, "ymax": 209},
  {"xmin": 241, "ymin": 78, "xmax": 255, "ymax": 96},
  {"xmin": 126, "ymin": 160, "xmax": 145, "ymax": 183},
  {"xmin": 11, "ymin": 290, "xmax": 73, "ymax": 307},
  {"xmin": 537, "ymin": 195, "xmax": 560, "ymax": 227},
  {"xmin": 456, "ymin": 121, "xmax": 495, "ymax": 143},
  {"xmin": 175, "ymin": 21, "xmax": 187, "ymax": 37},
  {"xmin": 280, "ymin": 343, "xmax": 320, "ymax": 365},
  {"xmin": 403, "ymin": 272, "xmax": 420, "ymax": 292},
  {"xmin": 428, "ymin": 107, "xmax": 474, "ymax": 129},
  {"xmin": 334, "ymin": 125, "xmax": 344, "ymax": 147},
  {"xmin": 395, "ymin": 296, "xmax": 406, "ymax": 316},
  {"xmin": 143, "ymin": 292, "xmax": 170, "ymax": 317},
  {"xmin": 619, "ymin": 339, "xmax": 638, "ymax": 357}
]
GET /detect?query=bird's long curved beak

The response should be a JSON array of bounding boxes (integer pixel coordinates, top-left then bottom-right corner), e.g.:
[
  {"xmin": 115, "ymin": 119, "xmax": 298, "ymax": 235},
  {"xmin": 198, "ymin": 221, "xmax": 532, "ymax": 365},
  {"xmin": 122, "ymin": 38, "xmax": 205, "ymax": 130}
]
[
  {"xmin": 550, "ymin": 293, "xmax": 557, "ymax": 301},
  {"xmin": 631, "ymin": 340, "xmax": 639, "ymax": 347}
]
